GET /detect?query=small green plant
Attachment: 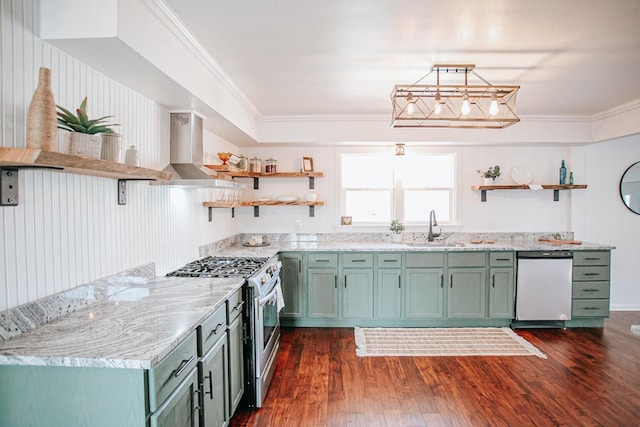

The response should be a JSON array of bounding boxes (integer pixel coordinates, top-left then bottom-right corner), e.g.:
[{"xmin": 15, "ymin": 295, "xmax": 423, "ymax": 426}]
[
  {"xmin": 389, "ymin": 219, "xmax": 405, "ymax": 234},
  {"xmin": 56, "ymin": 97, "xmax": 118, "ymax": 134},
  {"xmin": 477, "ymin": 165, "xmax": 501, "ymax": 179}
]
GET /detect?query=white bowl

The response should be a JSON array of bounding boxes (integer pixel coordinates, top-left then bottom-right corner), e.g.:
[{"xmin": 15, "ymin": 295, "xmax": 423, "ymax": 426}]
[
  {"xmin": 277, "ymin": 196, "xmax": 297, "ymax": 202},
  {"xmin": 303, "ymin": 193, "xmax": 318, "ymax": 202}
]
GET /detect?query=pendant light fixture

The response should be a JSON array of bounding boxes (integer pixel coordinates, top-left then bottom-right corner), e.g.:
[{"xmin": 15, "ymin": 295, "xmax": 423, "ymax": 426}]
[{"xmin": 390, "ymin": 64, "xmax": 520, "ymax": 128}]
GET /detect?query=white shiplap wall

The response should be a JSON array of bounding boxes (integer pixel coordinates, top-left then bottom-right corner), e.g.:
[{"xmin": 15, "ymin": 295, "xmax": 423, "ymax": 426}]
[{"xmin": 0, "ymin": 0, "xmax": 238, "ymax": 311}]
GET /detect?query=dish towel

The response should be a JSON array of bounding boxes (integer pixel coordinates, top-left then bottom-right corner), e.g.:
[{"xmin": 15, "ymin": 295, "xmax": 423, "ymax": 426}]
[
  {"xmin": 274, "ymin": 281, "xmax": 286, "ymax": 312},
  {"xmin": 528, "ymin": 184, "xmax": 543, "ymax": 190}
]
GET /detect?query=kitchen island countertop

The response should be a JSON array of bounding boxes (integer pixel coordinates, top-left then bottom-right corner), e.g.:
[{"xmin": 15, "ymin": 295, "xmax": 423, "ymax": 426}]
[{"xmin": 0, "ymin": 276, "xmax": 244, "ymax": 369}]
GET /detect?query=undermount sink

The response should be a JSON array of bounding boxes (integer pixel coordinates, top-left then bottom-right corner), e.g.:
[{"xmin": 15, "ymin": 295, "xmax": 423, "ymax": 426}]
[{"xmin": 402, "ymin": 241, "xmax": 465, "ymax": 248}]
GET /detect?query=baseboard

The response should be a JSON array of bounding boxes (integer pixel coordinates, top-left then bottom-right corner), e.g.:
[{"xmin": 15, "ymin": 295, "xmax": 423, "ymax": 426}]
[{"xmin": 610, "ymin": 305, "xmax": 640, "ymax": 311}]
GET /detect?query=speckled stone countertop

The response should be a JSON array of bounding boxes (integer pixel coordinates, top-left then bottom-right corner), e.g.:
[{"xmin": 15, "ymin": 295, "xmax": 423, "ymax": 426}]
[{"xmin": 0, "ymin": 276, "xmax": 244, "ymax": 369}]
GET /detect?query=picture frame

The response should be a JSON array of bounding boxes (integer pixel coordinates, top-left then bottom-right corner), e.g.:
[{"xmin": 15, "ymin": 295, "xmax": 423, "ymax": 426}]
[{"xmin": 302, "ymin": 157, "xmax": 314, "ymax": 172}]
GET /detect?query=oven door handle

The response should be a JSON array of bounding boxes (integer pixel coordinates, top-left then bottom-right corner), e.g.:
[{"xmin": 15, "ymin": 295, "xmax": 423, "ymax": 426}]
[{"xmin": 258, "ymin": 284, "xmax": 279, "ymax": 306}]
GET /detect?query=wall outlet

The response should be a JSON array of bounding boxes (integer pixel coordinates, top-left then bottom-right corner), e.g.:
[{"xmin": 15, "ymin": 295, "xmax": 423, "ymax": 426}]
[{"xmin": 294, "ymin": 220, "xmax": 302, "ymax": 230}]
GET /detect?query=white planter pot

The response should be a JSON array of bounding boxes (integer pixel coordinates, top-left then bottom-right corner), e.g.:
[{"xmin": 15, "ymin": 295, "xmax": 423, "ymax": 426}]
[
  {"xmin": 483, "ymin": 177, "xmax": 495, "ymax": 186},
  {"xmin": 391, "ymin": 233, "xmax": 403, "ymax": 243},
  {"xmin": 63, "ymin": 133, "xmax": 102, "ymax": 159}
]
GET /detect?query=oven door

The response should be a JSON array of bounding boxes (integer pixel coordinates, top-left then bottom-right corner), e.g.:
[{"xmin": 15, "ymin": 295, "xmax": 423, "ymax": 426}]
[{"xmin": 254, "ymin": 276, "xmax": 281, "ymax": 378}]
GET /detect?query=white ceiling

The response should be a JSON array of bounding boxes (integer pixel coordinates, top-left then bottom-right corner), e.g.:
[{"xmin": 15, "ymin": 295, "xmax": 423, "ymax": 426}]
[{"xmin": 164, "ymin": 0, "xmax": 640, "ymax": 119}]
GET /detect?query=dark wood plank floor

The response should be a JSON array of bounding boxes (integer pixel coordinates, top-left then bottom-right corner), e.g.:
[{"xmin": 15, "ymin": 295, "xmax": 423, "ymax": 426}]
[{"xmin": 231, "ymin": 312, "xmax": 640, "ymax": 426}]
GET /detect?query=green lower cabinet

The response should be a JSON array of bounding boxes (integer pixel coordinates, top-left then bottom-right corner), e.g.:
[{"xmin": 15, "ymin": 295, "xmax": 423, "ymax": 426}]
[
  {"xmin": 200, "ymin": 333, "xmax": 228, "ymax": 427},
  {"xmin": 151, "ymin": 367, "xmax": 201, "ymax": 427},
  {"xmin": 308, "ymin": 268, "xmax": 339, "ymax": 318},
  {"xmin": 343, "ymin": 268, "xmax": 374, "ymax": 318},
  {"xmin": 279, "ymin": 252, "xmax": 304, "ymax": 318},
  {"xmin": 488, "ymin": 268, "xmax": 514, "ymax": 318},
  {"xmin": 405, "ymin": 268, "xmax": 445, "ymax": 318},
  {"xmin": 377, "ymin": 269, "xmax": 402, "ymax": 319},
  {"xmin": 447, "ymin": 268, "xmax": 486, "ymax": 318},
  {"xmin": 227, "ymin": 314, "xmax": 244, "ymax": 416}
]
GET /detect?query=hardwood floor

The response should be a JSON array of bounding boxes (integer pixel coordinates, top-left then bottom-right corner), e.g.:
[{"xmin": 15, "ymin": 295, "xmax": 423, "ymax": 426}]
[{"xmin": 231, "ymin": 312, "xmax": 640, "ymax": 426}]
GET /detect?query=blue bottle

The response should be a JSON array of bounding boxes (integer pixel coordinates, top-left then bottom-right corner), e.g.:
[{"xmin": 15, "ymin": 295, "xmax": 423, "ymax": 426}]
[{"xmin": 559, "ymin": 160, "xmax": 567, "ymax": 185}]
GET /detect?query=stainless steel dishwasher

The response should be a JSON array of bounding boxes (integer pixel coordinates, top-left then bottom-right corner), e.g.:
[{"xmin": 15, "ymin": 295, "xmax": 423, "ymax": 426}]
[{"xmin": 514, "ymin": 251, "xmax": 573, "ymax": 327}]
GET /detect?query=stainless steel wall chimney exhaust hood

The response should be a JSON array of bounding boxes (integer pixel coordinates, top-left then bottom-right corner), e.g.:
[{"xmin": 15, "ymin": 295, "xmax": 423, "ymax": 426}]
[{"xmin": 152, "ymin": 111, "xmax": 244, "ymax": 188}]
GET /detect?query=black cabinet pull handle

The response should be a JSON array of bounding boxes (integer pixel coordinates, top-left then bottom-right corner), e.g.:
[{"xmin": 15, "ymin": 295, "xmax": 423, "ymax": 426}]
[
  {"xmin": 584, "ymin": 273, "xmax": 600, "ymax": 276},
  {"xmin": 384, "ymin": 259, "xmax": 398, "ymax": 263},
  {"xmin": 584, "ymin": 257, "xmax": 601, "ymax": 261},
  {"xmin": 334, "ymin": 275, "xmax": 337, "ymax": 289},
  {"xmin": 584, "ymin": 307, "xmax": 600, "ymax": 310},
  {"xmin": 450, "ymin": 274, "xmax": 453, "ymax": 288},
  {"xmin": 344, "ymin": 275, "xmax": 347, "ymax": 288},
  {"xmin": 317, "ymin": 259, "xmax": 330, "ymax": 262},
  {"xmin": 298, "ymin": 259, "xmax": 301, "ymax": 272},
  {"xmin": 172, "ymin": 355, "xmax": 194, "ymax": 378},
  {"xmin": 492, "ymin": 274, "xmax": 496, "ymax": 288},
  {"xmin": 440, "ymin": 275, "xmax": 444, "ymax": 288},
  {"xmin": 398, "ymin": 274, "xmax": 401, "ymax": 289},
  {"xmin": 496, "ymin": 258, "xmax": 510, "ymax": 261},
  {"xmin": 351, "ymin": 259, "xmax": 366, "ymax": 263},
  {"xmin": 204, "ymin": 372, "xmax": 214, "ymax": 399},
  {"xmin": 584, "ymin": 288, "xmax": 599, "ymax": 292},
  {"xmin": 206, "ymin": 322, "xmax": 225, "ymax": 340}
]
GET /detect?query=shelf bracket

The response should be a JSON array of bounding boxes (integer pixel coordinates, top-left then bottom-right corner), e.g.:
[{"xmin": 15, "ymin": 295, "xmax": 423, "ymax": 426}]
[
  {"xmin": 481, "ymin": 189, "xmax": 487, "ymax": 202},
  {"xmin": 309, "ymin": 176, "xmax": 315, "ymax": 189},
  {"xmin": 208, "ymin": 207, "xmax": 213, "ymax": 222},
  {"xmin": 553, "ymin": 189, "xmax": 560, "ymax": 202},
  {"xmin": 232, "ymin": 207, "xmax": 235, "ymax": 218},
  {"xmin": 253, "ymin": 178, "xmax": 259, "ymax": 190},
  {"xmin": 0, "ymin": 168, "xmax": 19, "ymax": 206},
  {"xmin": 254, "ymin": 206, "xmax": 260, "ymax": 217},
  {"xmin": 117, "ymin": 180, "xmax": 127, "ymax": 205},
  {"xmin": 309, "ymin": 206, "xmax": 315, "ymax": 217}
]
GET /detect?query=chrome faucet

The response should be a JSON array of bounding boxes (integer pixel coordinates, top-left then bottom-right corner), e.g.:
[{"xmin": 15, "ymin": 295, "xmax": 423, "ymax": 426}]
[{"xmin": 428, "ymin": 209, "xmax": 441, "ymax": 242}]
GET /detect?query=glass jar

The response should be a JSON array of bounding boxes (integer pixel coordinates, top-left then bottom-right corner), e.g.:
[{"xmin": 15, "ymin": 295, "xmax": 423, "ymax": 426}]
[
  {"xmin": 236, "ymin": 155, "xmax": 248, "ymax": 171},
  {"xmin": 265, "ymin": 157, "xmax": 277, "ymax": 174},
  {"xmin": 249, "ymin": 157, "xmax": 261, "ymax": 173}
]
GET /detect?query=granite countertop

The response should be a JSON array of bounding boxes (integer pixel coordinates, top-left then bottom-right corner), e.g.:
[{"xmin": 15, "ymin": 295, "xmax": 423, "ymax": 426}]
[{"xmin": 0, "ymin": 276, "xmax": 244, "ymax": 369}]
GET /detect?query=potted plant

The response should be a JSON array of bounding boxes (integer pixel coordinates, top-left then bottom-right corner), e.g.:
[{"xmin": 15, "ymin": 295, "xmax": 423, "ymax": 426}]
[
  {"xmin": 389, "ymin": 219, "xmax": 405, "ymax": 242},
  {"xmin": 57, "ymin": 97, "xmax": 119, "ymax": 159},
  {"xmin": 477, "ymin": 165, "xmax": 501, "ymax": 185}
]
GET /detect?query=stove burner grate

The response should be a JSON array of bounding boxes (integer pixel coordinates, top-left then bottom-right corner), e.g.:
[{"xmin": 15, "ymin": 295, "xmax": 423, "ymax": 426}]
[{"xmin": 167, "ymin": 256, "xmax": 269, "ymax": 278}]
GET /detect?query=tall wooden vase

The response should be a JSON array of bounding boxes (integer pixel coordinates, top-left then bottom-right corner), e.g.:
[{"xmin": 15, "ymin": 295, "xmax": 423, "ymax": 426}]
[{"xmin": 26, "ymin": 67, "xmax": 57, "ymax": 151}]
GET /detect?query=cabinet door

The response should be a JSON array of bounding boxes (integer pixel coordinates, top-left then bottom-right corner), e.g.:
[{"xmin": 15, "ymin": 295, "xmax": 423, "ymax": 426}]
[
  {"xmin": 280, "ymin": 253, "xmax": 304, "ymax": 318},
  {"xmin": 447, "ymin": 268, "xmax": 486, "ymax": 318},
  {"xmin": 308, "ymin": 268, "xmax": 338, "ymax": 318},
  {"xmin": 343, "ymin": 268, "xmax": 374, "ymax": 318},
  {"xmin": 200, "ymin": 334, "xmax": 228, "ymax": 427},
  {"xmin": 405, "ymin": 268, "xmax": 444, "ymax": 318},
  {"xmin": 489, "ymin": 268, "xmax": 514, "ymax": 318},
  {"xmin": 227, "ymin": 315, "xmax": 244, "ymax": 416},
  {"xmin": 151, "ymin": 367, "xmax": 200, "ymax": 427},
  {"xmin": 377, "ymin": 269, "xmax": 402, "ymax": 319}
]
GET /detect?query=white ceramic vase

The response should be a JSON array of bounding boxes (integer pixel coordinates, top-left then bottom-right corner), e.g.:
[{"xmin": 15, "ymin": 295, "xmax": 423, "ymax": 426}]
[
  {"xmin": 483, "ymin": 177, "xmax": 495, "ymax": 186},
  {"xmin": 391, "ymin": 233, "xmax": 403, "ymax": 243}
]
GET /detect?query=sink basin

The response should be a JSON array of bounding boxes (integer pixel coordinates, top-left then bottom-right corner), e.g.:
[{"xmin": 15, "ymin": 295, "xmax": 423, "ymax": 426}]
[{"xmin": 402, "ymin": 241, "xmax": 465, "ymax": 248}]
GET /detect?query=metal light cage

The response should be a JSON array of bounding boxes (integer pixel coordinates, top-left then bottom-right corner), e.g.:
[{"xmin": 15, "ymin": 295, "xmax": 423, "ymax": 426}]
[{"xmin": 391, "ymin": 64, "xmax": 520, "ymax": 129}]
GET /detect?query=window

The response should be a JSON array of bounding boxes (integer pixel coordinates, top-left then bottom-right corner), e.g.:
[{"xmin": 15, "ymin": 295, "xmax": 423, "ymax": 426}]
[{"xmin": 340, "ymin": 150, "xmax": 455, "ymax": 225}]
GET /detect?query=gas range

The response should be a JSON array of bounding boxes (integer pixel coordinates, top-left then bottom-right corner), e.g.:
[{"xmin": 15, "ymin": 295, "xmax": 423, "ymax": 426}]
[{"xmin": 167, "ymin": 256, "xmax": 269, "ymax": 278}]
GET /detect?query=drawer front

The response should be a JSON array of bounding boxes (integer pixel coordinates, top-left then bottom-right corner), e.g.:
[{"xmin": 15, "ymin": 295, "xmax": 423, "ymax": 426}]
[
  {"xmin": 308, "ymin": 253, "xmax": 338, "ymax": 268},
  {"xmin": 573, "ymin": 251, "xmax": 610, "ymax": 266},
  {"xmin": 405, "ymin": 252, "xmax": 444, "ymax": 268},
  {"xmin": 377, "ymin": 253, "xmax": 402, "ymax": 267},
  {"xmin": 447, "ymin": 252, "xmax": 486, "ymax": 267},
  {"xmin": 198, "ymin": 304, "xmax": 227, "ymax": 356},
  {"xmin": 573, "ymin": 266, "xmax": 610, "ymax": 282},
  {"xmin": 149, "ymin": 330, "xmax": 198, "ymax": 412},
  {"xmin": 489, "ymin": 252, "xmax": 514, "ymax": 267},
  {"xmin": 573, "ymin": 281, "xmax": 610, "ymax": 299},
  {"xmin": 572, "ymin": 299, "xmax": 610, "ymax": 318},
  {"xmin": 343, "ymin": 253, "xmax": 373, "ymax": 268},
  {"xmin": 227, "ymin": 289, "xmax": 244, "ymax": 323}
]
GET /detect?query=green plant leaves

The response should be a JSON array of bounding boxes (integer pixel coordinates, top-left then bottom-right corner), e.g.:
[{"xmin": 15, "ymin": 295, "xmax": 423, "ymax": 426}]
[{"xmin": 56, "ymin": 97, "xmax": 118, "ymax": 135}]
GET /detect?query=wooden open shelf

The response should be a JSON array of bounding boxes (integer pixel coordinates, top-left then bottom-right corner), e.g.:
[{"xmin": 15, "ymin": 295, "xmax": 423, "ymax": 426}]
[
  {"xmin": 471, "ymin": 184, "xmax": 588, "ymax": 202},
  {"xmin": 204, "ymin": 165, "xmax": 323, "ymax": 189},
  {"xmin": 204, "ymin": 200, "xmax": 325, "ymax": 220},
  {"xmin": 1, "ymin": 148, "xmax": 172, "ymax": 206}
]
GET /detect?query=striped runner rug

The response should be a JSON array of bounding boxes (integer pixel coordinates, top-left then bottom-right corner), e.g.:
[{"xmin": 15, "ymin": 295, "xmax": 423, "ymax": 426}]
[{"xmin": 354, "ymin": 327, "xmax": 546, "ymax": 358}]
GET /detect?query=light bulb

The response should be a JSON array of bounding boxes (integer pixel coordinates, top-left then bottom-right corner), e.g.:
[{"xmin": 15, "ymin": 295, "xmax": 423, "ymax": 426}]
[
  {"xmin": 434, "ymin": 93, "xmax": 442, "ymax": 115},
  {"xmin": 489, "ymin": 94, "xmax": 499, "ymax": 116},
  {"xmin": 461, "ymin": 94, "xmax": 471, "ymax": 116},
  {"xmin": 406, "ymin": 93, "xmax": 415, "ymax": 115}
]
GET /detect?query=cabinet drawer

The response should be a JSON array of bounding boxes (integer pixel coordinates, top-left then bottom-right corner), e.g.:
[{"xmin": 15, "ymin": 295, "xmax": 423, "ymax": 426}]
[
  {"xmin": 227, "ymin": 289, "xmax": 244, "ymax": 323},
  {"xmin": 572, "ymin": 299, "xmax": 610, "ymax": 318},
  {"xmin": 377, "ymin": 253, "xmax": 402, "ymax": 267},
  {"xmin": 308, "ymin": 253, "xmax": 338, "ymax": 268},
  {"xmin": 573, "ymin": 266, "xmax": 610, "ymax": 282},
  {"xmin": 343, "ymin": 253, "xmax": 373, "ymax": 267},
  {"xmin": 573, "ymin": 251, "xmax": 610, "ymax": 266},
  {"xmin": 573, "ymin": 281, "xmax": 610, "ymax": 299},
  {"xmin": 148, "ymin": 330, "xmax": 198, "ymax": 412},
  {"xmin": 489, "ymin": 252, "xmax": 514, "ymax": 267},
  {"xmin": 405, "ymin": 252, "xmax": 444, "ymax": 268},
  {"xmin": 198, "ymin": 304, "xmax": 227, "ymax": 356},
  {"xmin": 447, "ymin": 252, "xmax": 486, "ymax": 267}
]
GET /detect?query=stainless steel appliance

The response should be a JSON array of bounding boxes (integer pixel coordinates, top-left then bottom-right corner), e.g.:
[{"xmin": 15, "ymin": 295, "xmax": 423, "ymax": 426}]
[
  {"xmin": 168, "ymin": 255, "xmax": 283, "ymax": 408},
  {"xmin": 513, "ymin": 251, "xmax": 573, "ymax": 327}
]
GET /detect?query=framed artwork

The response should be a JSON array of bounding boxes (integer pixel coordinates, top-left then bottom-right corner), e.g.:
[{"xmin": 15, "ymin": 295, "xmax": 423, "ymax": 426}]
[{"xmin": 302, "ymin": 157, "xmax": 314, "ymax": 172}]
